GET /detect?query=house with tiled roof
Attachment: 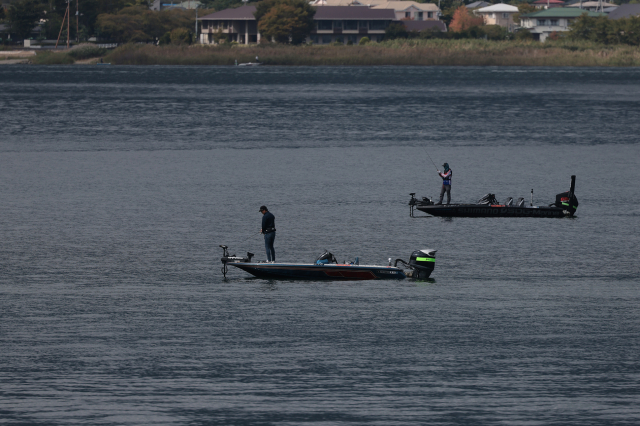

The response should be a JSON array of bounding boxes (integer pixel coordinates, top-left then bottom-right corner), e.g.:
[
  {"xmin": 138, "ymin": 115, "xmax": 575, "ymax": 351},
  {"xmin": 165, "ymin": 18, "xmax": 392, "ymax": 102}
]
[
  {"xmin": 607, "ymin": 3, "xmax": 640, "ymax": 19},
  {"xmin": 198, "ymin": 4, "xmax": 398, "ymax": 45},
  {"xmin": 566, "ymin": 1, "xmax": 617, "ymax": 12},
  {"xmin": 311, "ymin": 6, "xmax": 396, "ymax": 43},
  {"xmin": 521, "ymin": 8, "xmax": 606, "ymax": 41}
]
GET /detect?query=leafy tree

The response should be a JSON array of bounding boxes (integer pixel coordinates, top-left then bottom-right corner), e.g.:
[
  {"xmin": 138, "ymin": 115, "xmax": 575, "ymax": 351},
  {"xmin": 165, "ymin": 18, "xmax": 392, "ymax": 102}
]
[
  {"xmin": 513, "ymin": 3, "xmax": 536, "ymax": 25},
  {"xmin": 170, "ymin": 27, "xmax": 191, "ymax": 44},
  {"xmin": 358, "ymin": 36, "xmax": 370, "ymax": 45},
  {"xmin": 0, "ymin": 7, "xmax": 6, "ymax": 21},
  {"xmin": 568, "ymin": 14, "xmax": 640, "ymax": 45},
  {"xmin": 212, "ymin": 26, "xmax": 227, "ymax": 43},
  {"xmin": 568, "ymin": 13, "xmax": 595, "ymax": 40},
  {"xmin": 159, "ymin": 31, "xmax": 171, "ymax": 44},
  {"xmin": 482, "ymin": 24, "xmax": 508, "ymax": 40},
  {"xmin": 254, "ymin": 0, "xmax": 315, "ymax": 44},
  {"xmin": 384, "ymin": 22, "xmax": 408, "ymax": 39},
  {"xmin": 7, "ymin": 0, "xmax": 42, "ymax": 39},
  {"xmin": 449, "ymin": 6, "xmax": 483, "ymax": 32},
  {"xmin": 96, "ymin": 6, "xmax": 195, "ymax": 42},
  {"xmin": 514, "ymin": 27, "xmax": 533, "ymax": 40},
  {"xmin": 200, "ymin": 0, "xmax": 243, "ymax": 11}
]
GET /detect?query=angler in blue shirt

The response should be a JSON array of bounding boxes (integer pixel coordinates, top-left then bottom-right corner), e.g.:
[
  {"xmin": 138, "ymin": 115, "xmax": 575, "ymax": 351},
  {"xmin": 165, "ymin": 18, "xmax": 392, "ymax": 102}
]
[
  {"xmin": 259, "ymin": 205, "xmax": 276, "ymax": 262},
  {"xmin": 436, "ymin": 163, "xmax": 452, "ymax": 205}
]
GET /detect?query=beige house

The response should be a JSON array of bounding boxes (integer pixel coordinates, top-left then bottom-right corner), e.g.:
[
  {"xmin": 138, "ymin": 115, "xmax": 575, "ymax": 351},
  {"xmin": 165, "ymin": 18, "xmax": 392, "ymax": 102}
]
[
  {"xmin": 311, "ymin": 0, "xmax": 440, "ymax": 20},
  {"xmin": 474, "ymin": 3, "xmax": 519, "ymax": 32},
  {"xmin": 371, "ymin": 1, "xmax": 440, "ymax": 21},
  {"xmin": 566, "ymin": 1, "xmax": 617, "ymax": 12}
]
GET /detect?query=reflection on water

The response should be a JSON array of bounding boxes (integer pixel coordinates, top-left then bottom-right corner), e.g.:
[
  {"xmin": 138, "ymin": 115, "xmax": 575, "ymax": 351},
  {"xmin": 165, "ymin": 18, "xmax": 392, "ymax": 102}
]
[{"xmin": 1, "ymin": 65, "xmax": 639, "ymax": 425}]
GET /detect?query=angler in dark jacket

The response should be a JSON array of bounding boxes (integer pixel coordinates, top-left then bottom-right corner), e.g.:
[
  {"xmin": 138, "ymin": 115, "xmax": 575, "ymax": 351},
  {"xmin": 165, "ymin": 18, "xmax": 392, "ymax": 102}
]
[
  {"xmin": 436, "ymin": 163, "xmax": 452, "ymax": 205},
  {"xmin": 259, "ymin": 205, "xmax": 276, "ymax": 262}
]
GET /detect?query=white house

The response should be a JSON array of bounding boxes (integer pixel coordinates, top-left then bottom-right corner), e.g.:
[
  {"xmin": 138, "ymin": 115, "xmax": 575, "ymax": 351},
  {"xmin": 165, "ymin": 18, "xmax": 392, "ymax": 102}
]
[
  {"xmin": 475, "ymin": 3, "xmax": 519, "ymax": 32},
  {"xmin": 520, "ymin": 8, "xmax": 606, "ymax": 41}
]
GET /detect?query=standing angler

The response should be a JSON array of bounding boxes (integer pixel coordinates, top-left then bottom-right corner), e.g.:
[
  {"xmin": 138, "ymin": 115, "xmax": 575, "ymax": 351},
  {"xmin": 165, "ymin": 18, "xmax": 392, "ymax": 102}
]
[
  {"xmin": 436, "ymin": 163, "xmax": 452, "ymax": 205},
  {"xmin": 259, "ymin": 205, "xmax": 276, "ymax": 262}
]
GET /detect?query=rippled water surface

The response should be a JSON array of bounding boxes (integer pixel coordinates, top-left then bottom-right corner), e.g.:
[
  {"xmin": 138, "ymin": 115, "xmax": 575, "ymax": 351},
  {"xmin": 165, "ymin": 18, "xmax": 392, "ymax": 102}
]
[{"xmin": 1, "ymin": 65, "xmax": 640, "ymax": 425}]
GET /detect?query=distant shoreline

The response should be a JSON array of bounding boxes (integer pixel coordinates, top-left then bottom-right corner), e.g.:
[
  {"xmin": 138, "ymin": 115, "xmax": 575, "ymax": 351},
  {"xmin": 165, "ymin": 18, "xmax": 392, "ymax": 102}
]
[{"xmin": 23, "ymin": 40, "xmax": 640, "ymax": 67}]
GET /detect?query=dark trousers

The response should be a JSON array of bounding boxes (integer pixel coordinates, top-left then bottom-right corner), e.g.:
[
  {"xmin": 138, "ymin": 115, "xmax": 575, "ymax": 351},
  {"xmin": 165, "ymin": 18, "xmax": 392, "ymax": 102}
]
[
  {"xmin": 439, "ymin": 184, "xmax": 451, "ymax": 204},
  {"xmin": 264, "ymin": 231, "xmax": 276, "ymax": 262}
]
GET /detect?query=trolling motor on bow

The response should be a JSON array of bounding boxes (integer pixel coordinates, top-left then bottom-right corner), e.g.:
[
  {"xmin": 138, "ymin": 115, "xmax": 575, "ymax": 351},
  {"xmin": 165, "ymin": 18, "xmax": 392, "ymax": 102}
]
[
  {"xmin": 409, "ymin": 193, "xmax": 433, "ymax": 217},
  {"xmin": 220, "ymin": 245, "xmax": 254, "ymax": 278},
  {"xmin": 394, "ymin": 249, "xmax": 437, "ymax": 279}
]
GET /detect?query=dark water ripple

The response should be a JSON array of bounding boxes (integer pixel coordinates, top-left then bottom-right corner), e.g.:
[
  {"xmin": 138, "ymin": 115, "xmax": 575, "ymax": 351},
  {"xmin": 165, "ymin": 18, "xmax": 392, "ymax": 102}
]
[{"xmin": 1, "ymin": 65, "xmax": 639, "ymax": 425}]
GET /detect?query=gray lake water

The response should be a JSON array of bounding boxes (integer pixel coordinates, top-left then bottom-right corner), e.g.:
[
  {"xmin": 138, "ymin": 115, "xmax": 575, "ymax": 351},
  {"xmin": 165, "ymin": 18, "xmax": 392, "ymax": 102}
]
[{"xmin": 1, "ymin": 65, "xmax": 639, "ymax": 425}]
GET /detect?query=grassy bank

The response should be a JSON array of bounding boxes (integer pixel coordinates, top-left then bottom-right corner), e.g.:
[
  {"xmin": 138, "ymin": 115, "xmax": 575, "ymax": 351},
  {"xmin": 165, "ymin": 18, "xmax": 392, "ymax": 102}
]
[
  {"xmin": 31, "ymin": 44, "xmax": 108, "ymax": 65},
  {"xmin": 102, "ymin": 39, "xmax": 640, "ymax": 67}
]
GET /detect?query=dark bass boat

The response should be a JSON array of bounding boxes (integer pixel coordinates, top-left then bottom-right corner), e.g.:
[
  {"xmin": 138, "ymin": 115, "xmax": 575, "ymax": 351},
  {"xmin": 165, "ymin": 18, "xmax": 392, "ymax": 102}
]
[
  {"xmin": 219, "ymin": 246, "xmax": 436, "ymax": 281},
  {"xmin": 409, "ymin": 175, "xmax": 578, "ymax": 218}
]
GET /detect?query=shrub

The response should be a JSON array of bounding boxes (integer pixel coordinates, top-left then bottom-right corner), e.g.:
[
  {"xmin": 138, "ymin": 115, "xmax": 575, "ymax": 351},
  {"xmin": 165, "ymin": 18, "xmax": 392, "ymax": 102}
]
[
  {"xmin": 514, "ymin": 28, "xmax": 533, "ymax": 41},
  {"xmin": 385, "ymin": 22, "xmax": 408, "ymax": 40},
  {"xmin": 67, "ymin": 44, "xmax": 108, "ymax": 59},
  {"xmin": 547, "ymin": 31, "xmax": 561, "ymax": 41},
  {"xmin": 159, "ymin": 32, "xmax": 171, "ymax": 45},
  {"xmin": 482, "ymin": 25, "xmax": 508, "ymax": 41},
  {"xmin": 32, "ymin": 51, "xmax": 74, "ymax": 65},
  {"xmin": 358, "ymin": 36, "xmax": 370, "ymax": 45},
  {"xmin": 170, "ymin": 28, "xmax": 192, "ymax": 44}
]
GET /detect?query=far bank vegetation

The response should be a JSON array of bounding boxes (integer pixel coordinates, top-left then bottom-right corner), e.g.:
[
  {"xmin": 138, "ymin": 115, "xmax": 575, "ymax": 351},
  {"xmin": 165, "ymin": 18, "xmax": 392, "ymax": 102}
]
[{"xmin": 101, "ymin": 39, "xmax": 640, "ymax": 67}]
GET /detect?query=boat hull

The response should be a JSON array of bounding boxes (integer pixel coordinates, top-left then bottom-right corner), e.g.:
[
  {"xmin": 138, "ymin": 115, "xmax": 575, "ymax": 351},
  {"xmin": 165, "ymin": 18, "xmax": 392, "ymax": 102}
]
[
  {"xmin": 416, "ymin": 204, "xmax": 571, "ymax": 218},
  {"xmin": 230, "ymin": 263, "xmax": 408, "ymax": 280}
]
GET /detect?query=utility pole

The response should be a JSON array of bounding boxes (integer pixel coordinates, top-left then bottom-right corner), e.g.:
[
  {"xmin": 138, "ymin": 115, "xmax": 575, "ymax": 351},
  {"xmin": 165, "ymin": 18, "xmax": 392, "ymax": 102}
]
[{"xmin": 76, "ymin": 0, "xmax": 79, "ymax": 42}]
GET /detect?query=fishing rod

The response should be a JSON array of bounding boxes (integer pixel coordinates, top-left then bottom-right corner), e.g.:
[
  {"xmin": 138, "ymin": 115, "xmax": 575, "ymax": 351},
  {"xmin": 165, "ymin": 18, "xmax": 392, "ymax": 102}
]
[{"xmin": 418, "ymin": 131, "xmax": 440, "ymax": 173}]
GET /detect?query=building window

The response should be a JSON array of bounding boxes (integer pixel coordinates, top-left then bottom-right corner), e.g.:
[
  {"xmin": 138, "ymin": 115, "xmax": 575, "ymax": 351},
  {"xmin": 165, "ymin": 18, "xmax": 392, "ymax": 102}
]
[
  {"xmin": 202, "ymin": 21, "xmax": 208, "ymax": 29},
  {"xmin": 405, "ymin": 12, "xmax": 411, "ymax": 18},
  {"xmin": 369, "ymin": 20, "xmax": 386, "ymax": 30},
  {"xmin": 317, "ymin": 20, "xmax": 332, "ymax": 30},
  {"xmin": 359, "ymin": 20, "xmax": 368, "ymax": 29},
  {"xmin": 344, "ymin": 20, "xmax": 358, "ymax": 30},
  {"xmin": 428, "ymin": 12, "xmax": 433, "ymax": 18},
  {"xmin": 550, "ymin": 19, "xmax": 558, "ymax": 26},
  {"xmin": 322, "ymin": 35, "xmax": 332, "ymax": 44},
  {"xmin": 417, "ymin": 11, "xmax": 423, "ymax": 21},
  {"xmin": 333, "ymin": 20, "xmax": 342, "ymax": 29},
  {"xmin": 537, "ymin": 19, "xmax": 545, "ymax": 26},
  {"xmin": 502, "ymin": 13, "xmax": 508, "ymax": 18}
]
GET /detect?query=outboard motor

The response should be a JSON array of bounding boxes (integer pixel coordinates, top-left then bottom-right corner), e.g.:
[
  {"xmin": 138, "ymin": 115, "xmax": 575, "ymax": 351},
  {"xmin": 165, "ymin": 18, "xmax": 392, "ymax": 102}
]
[
  {"xmin": 478, "ymin": 193, "xmax": 498, "ymax": 205},
  {"xmin": 315, "ymin": 250, "xmax": 338, "ymax": 265},
  {"xmin": 551, "ymin": 175, "xmax": 578, "ymax": 216},
  {"xmin": 505, "ymin": 197, "xmax": 513, "ymax": 206},
  {"xmin": 395, "ymin": 249, "xmax": 436, "ymax": 279},
  {"xmin": 516, "ymin": 197, "xmax": 526, "ymax": 207},
  {"xmin": 220, "ymin": 245, "xmax": 254, "ymax": 278}
]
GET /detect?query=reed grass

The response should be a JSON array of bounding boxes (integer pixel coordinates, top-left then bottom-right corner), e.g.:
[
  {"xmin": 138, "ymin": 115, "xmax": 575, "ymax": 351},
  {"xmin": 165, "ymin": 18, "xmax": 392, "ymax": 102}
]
[
  {"xmin": 100, "ymin": 39, "xmax": 640, "ymax": 67},
  {"xmin": 32, "ymin": 51, "xmax": 75, "ymax": 65}
]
